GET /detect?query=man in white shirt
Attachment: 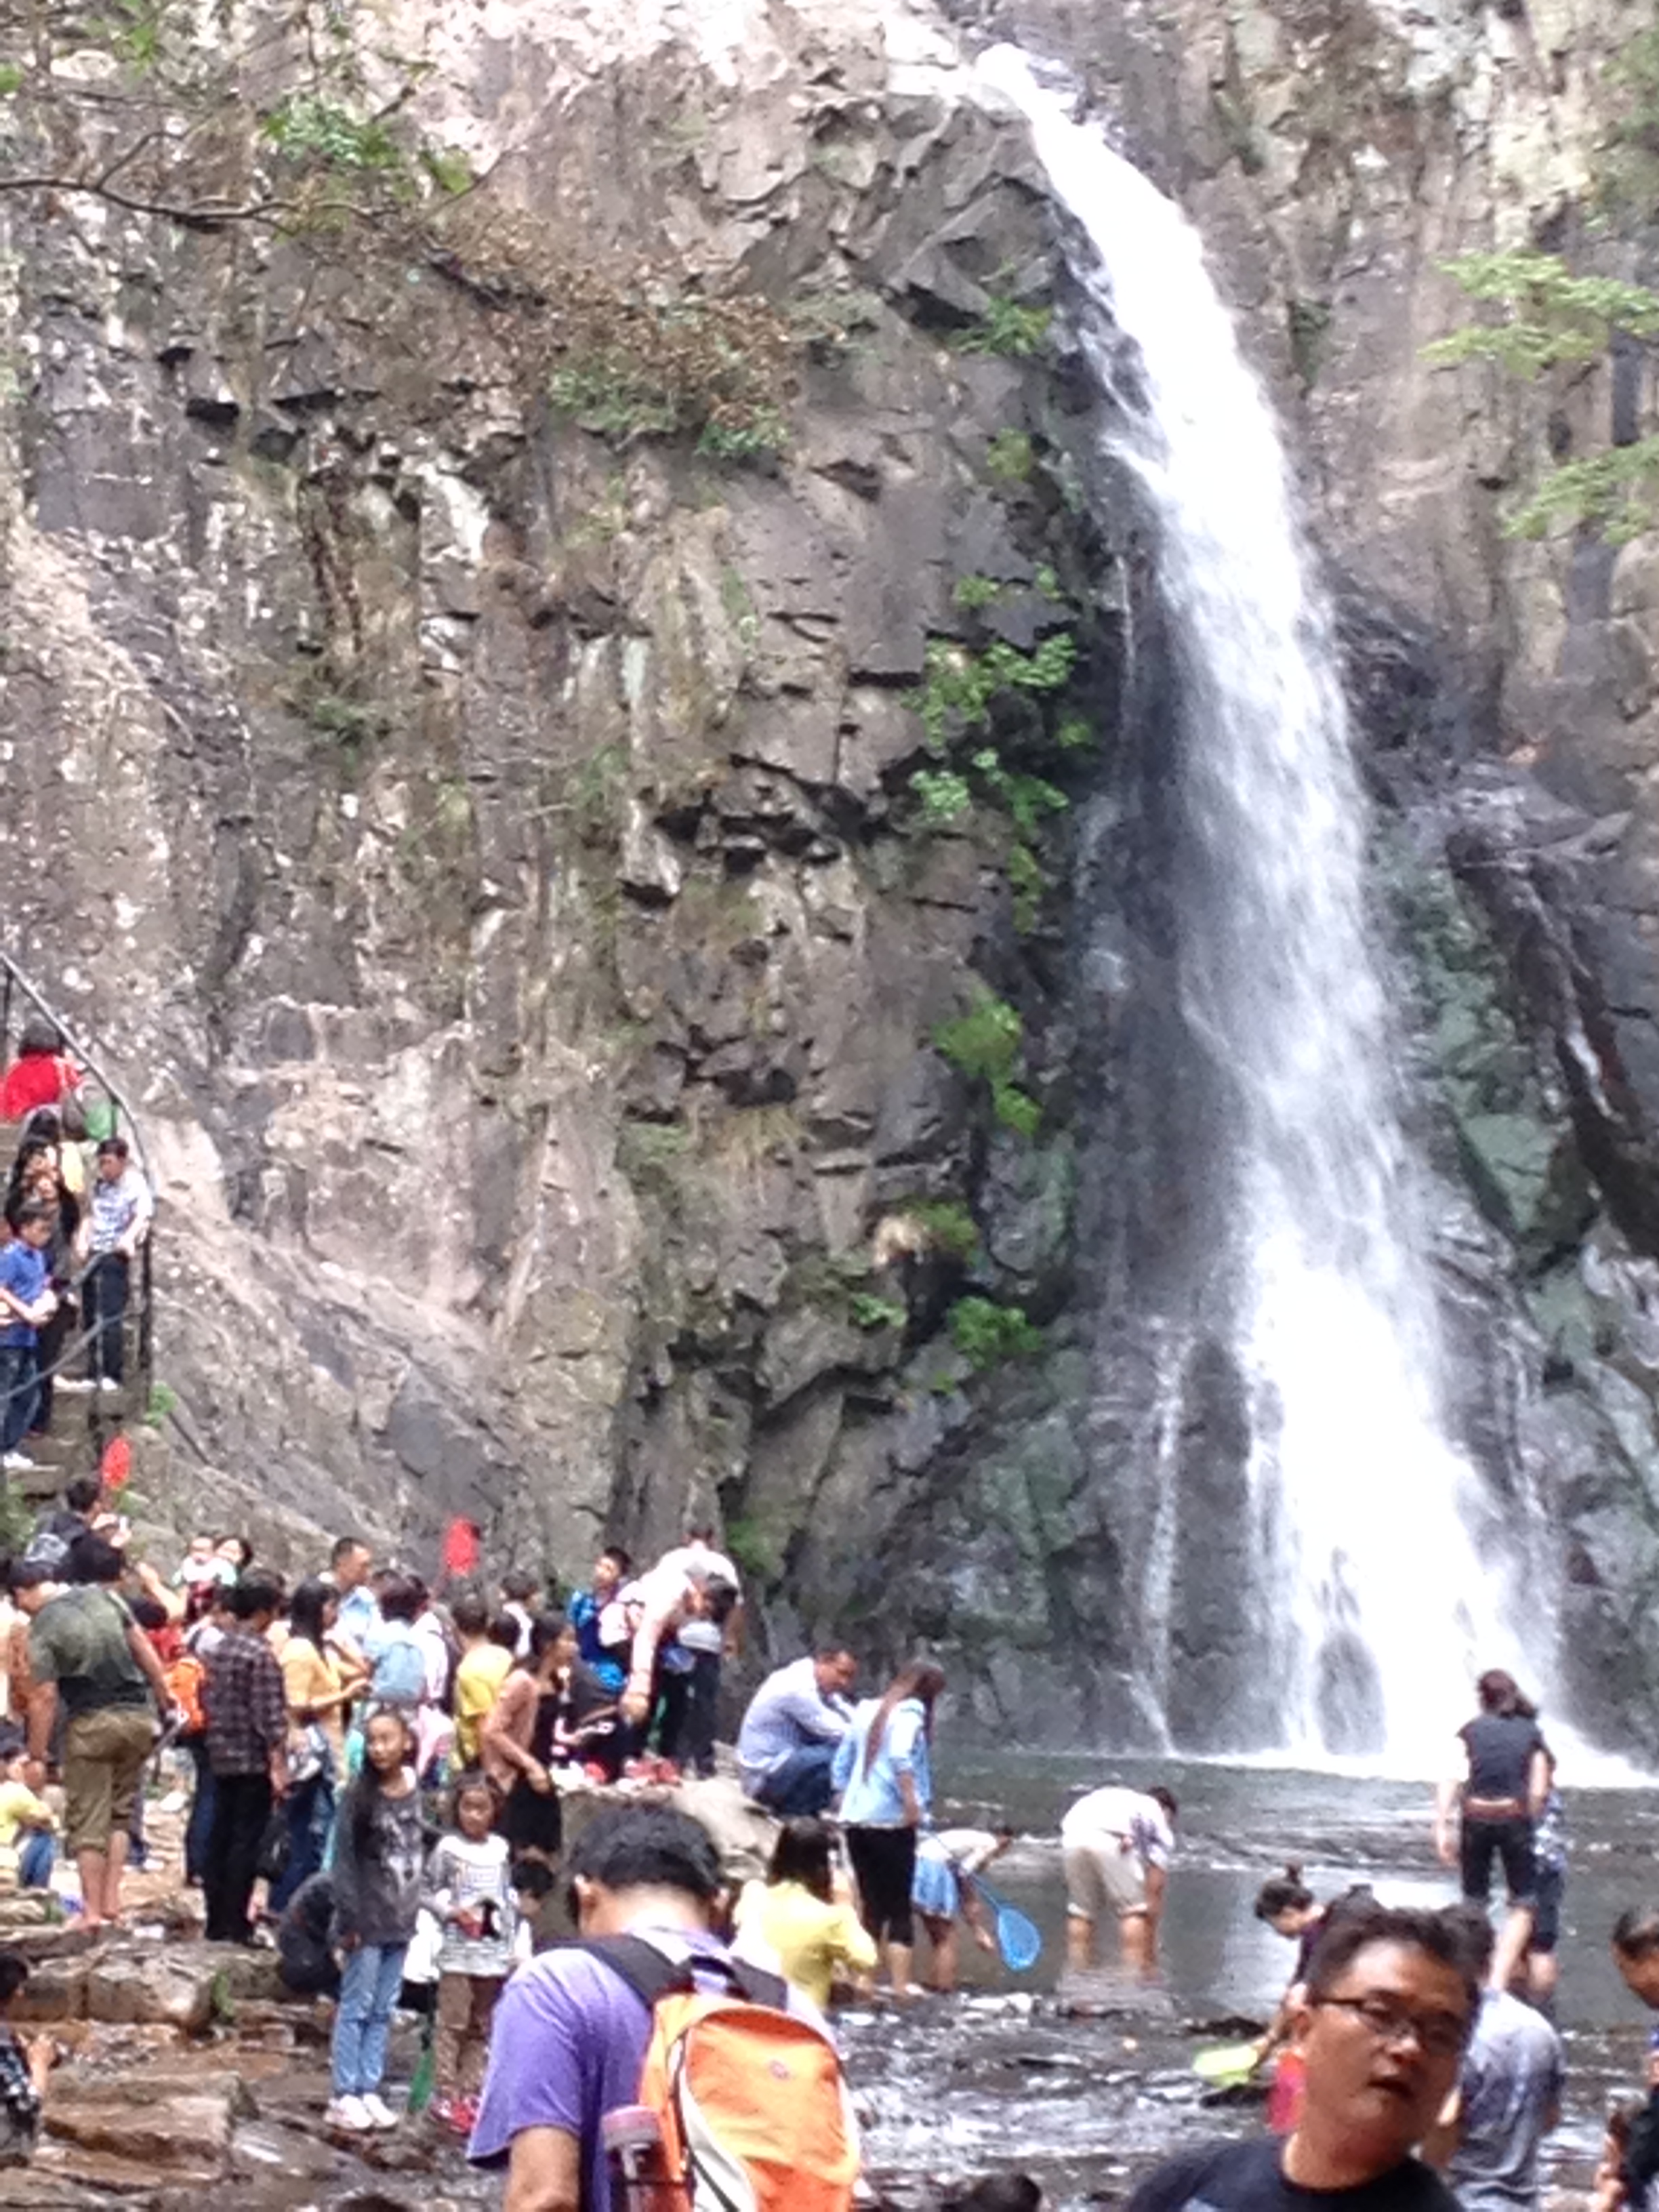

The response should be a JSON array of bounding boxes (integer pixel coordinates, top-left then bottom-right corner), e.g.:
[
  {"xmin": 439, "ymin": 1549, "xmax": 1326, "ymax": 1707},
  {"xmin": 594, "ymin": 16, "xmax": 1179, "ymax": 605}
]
[
  {"xmin": 1060, "ymin": 1781, "xmax": 1177, "ymax": 1976},
  {"xmin": 73, "ymin": 1138, "xmax": 151, "ymax": 1393},
  {"xmin": 735, "ymin": 1650, "xmax": 857, "ymax": 1814}
]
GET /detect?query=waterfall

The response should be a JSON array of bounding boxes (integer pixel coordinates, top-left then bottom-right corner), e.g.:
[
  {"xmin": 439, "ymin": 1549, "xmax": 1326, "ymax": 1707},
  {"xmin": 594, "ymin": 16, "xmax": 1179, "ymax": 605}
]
[{"xmin": 978, "ymin": 46, "xmax": 1542, "ymax": 1763}]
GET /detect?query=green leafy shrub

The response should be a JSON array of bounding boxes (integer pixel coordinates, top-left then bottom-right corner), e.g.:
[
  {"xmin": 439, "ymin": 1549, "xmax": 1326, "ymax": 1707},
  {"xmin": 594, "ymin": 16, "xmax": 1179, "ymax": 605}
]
[
  {"xmin": 952, "ymin": 573, "xmax": 1002, "ymax": 611},
  {"xmin": 849, "ymin": 1291, "xmax": 907, "ymax": 1330},
  {"xmin": 934, "ymin": 987, "xmax": 1042, "ymax": 1137},
  {"xmin": 935, "ymin": 989, "xmax": 1022, "ymax": 1086},
  {"xmin": 910, "ymin": 767, "xmax": 974, "ymax": 826},
  {"xmin": 949, "ymin": 1296, "xmax": 1044, "ymax": 1370},
  {"xmin": 905, "ymin": 1200, "xmax": 981, "ymax": 1263},
  {"xmin": 985, "ymin": 429, "xmax": 1035, "ymax": 483},
  {"xmin": 1006, "ymin": 841, "xmax": 1048, "ymax": 936},
  {"xmin": 724, "ymin": 1516, "xmax": 785, "ymax": 1581},
  {"xmin": 909, "ymin": 634, "xmax": 1076, "ymax": 750},
  {"xmin": 953, "ymin": 298, "xmax": 1052, "ymax": 359}
]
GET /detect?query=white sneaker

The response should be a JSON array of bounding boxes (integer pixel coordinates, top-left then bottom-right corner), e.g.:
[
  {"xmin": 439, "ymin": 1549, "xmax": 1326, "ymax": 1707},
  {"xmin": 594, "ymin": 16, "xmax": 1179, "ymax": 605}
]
[
  {"xmin": 55, "ymin": 1377, "xmax": 95, "ymax": 1393},
  {"xmin": 96, "ymin": 1378, "xmax": 121, "ymax": 1394},
  {"xmin": 360, "ymin": 2092, "xmax": 398, "ymax": 2129},
  {"xmin": 326, "ymin": 2095, "xmax": 374, "ymax": 2133},
  {"xmin": 1, "ymin": 1453, "xmax": 35, "ymax": 1473}
]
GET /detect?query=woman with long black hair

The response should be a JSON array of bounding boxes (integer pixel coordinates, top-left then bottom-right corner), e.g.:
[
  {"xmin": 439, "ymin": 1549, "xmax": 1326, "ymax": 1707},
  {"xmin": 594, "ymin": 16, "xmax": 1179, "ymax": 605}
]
[{"xmin": 832, "ymin": 1658, "xmax": 945, "ymax": 2001}]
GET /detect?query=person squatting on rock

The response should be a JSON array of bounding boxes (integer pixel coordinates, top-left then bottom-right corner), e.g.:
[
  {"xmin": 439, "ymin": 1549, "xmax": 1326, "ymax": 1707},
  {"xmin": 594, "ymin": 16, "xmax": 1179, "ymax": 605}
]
[
  {"xmin": 736, "ymin": 1645, "xmax": 857, "ymax": 1816},
  {"xmin": 0, "ymin": 1729, "xmax": 55, "ymax": 1889},
  {"xmin": 327, "ymin": 1705, "xmax": 427, "ymax": 2135},
  {"xmin": 424, "ymin": 1769, "xmax": 517, "ymax": 2136}
]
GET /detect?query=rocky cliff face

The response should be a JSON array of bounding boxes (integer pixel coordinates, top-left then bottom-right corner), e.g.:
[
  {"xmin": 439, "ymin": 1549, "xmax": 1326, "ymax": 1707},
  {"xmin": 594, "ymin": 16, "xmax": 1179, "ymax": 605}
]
[{"xmin": 5, "ymin": 0, "xmax": 1659, "ymax": 1748}]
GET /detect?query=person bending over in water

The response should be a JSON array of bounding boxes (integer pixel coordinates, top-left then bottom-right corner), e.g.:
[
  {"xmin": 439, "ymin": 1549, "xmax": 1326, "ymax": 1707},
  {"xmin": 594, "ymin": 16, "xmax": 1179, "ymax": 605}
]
[
  {"xmin": 1060, "ymin": 1781, "xmax": 1176, "ymax": 1978},
  {"xmin": 913, "ymin": 1824, "xmax": 1014, "ymax": 1995},
  {"xmin": 1253, "ymin": 1871, "xmax": 1378, "ymax": 2062},
  {"xmin": 1434, "ymin": 1668, "xmax": 1548, "ymax": 1994},
  {"xmin": 1127, "ymin": 1900, "xmax": 1473, "ymax": 2212}
]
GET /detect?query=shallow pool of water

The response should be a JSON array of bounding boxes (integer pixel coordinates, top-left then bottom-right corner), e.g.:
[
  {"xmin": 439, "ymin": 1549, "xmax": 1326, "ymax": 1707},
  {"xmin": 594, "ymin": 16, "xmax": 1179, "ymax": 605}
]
[{"xmin": 839, "ymin": 1755, "xmax": 1659, "ymax": 2208}]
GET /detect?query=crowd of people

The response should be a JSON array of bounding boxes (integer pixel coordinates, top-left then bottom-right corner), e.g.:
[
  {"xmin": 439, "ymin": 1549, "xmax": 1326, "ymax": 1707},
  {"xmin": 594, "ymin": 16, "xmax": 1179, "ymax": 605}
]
[
  {"xmin": 7, "ymin": 1454, "xmax": 1643, "ymax": 2212},
  {"xmin": 0, "ymin": 1016, "xmax": 150, "ymax": 1473}
]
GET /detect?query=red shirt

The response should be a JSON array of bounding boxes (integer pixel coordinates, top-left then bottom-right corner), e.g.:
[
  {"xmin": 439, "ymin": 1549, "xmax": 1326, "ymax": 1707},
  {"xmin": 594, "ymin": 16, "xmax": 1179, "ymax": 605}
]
[{"xmin": 0, "ymin": 1054, "xmax": 77, "ymax": 1119}]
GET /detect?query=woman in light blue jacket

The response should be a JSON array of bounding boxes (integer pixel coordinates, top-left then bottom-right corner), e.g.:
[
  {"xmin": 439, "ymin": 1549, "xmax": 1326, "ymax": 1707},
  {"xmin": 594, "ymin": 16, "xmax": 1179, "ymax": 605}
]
[{"xmin": 833, "ymin": 1660, "xmax": 945, "ymax": 1999}]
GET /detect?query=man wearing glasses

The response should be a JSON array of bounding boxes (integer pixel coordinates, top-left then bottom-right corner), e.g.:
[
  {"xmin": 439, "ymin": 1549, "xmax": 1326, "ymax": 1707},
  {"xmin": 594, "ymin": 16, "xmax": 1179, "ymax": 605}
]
[{"xmin": 1128, "ymin": 1903, "xmax": 1475, "ymax": 2212}]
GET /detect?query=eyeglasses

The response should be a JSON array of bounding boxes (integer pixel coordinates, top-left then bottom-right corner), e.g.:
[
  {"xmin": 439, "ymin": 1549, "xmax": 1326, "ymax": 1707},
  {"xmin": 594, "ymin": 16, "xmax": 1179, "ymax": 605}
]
[{"xmin": 1315, "ymin": 1994, "xmax": 1468, "ymax": 2059}]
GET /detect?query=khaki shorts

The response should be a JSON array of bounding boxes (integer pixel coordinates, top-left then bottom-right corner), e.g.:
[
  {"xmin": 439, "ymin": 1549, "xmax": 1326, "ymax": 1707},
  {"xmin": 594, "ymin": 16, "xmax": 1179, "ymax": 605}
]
[
  {"xmin": 1064, "ymin": 1836, "xmax": 1151, "ymax": 1922},
  {"xmin": 62, "ymin": 1706, "xmax": 155, "ymax": 1856}
]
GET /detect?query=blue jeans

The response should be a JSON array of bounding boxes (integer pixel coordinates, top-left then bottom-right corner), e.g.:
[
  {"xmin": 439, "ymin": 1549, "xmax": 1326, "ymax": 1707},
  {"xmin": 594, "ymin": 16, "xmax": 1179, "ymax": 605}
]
[
  {"xmin": 268, "ymin": 1771, "xmax": 333, "ymax": 1914},
  {"xmin": 184, "ymin": 1738, "xmax": 216, "ymax": 1885},
  {"xmin": 0, "ymin": 1345, "xmax": 37, "ymax": 1455},
  {"xmin": 331, "ymin": 1940, "xmax": 409, "ymax": 2099},
  {"xmin": 16, "ymin": 1830, "xmax": 54, "ymax": 1887},
  {"xmin": 754, "ymin": 1742, "xmax": 838, "ymax": 1816}
]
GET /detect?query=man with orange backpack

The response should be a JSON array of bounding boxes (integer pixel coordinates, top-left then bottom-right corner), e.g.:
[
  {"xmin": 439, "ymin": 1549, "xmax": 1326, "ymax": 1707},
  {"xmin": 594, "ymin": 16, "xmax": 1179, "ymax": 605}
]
[{"xmin": 469, "ymin": 1803, "xmax": 859, "ymax": 2211}]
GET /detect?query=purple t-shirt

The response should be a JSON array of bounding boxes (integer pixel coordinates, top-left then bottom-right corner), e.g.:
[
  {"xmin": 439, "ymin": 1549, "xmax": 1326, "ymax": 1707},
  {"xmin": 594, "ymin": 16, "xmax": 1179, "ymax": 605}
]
[{"xmin": 472, "ymin": 1925, "xmax": 798, "ymax": 2211}]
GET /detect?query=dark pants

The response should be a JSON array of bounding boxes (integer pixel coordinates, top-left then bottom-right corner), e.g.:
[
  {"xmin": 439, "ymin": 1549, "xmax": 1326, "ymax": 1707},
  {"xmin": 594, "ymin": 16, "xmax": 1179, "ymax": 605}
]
[
  {"xmin": 184, "ymin": 1737, "xmax": 216, "ymax": 1885},
  {"xmin": 31, "ymin": 1301, "xmax": 70, "ymax": 1433},
  {"xmin": 846, "ymin": 1825, "xmax": 918, "ymax": 1947},
  {"xmin": 679, "ymin": 1651, "xmax": 721, "ymax": 1778},
  {"xmin": 204, "ymin": 1769, "xmax": 272, "ymax": 1942},
  {"xmin": 268, "ymin": 1771, "xmax": 333, "ymax": 1914},
  {"xmin": 753, "ymin": 1743, "xmax": 838, "ymax": 1817},
  {"xmin": 1460, "ymin": 1815, "xmax": 1536, "ymax": 1907},
  {"xmin": 83, "ymin": 1254, "xmax": 129, "ymax": 1384},
  {"xmin": 655, "ymin": 1665, "xmax": 693, "ymax": 1763},
  {"xmin": 0, "ymin": 1345, "xmax": 35, "ymax": 1454}
]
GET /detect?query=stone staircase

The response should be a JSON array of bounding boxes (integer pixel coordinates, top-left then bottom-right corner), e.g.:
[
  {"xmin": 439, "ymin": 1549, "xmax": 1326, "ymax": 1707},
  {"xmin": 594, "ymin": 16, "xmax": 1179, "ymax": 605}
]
[{"xmin": 0, "ymin": 963, "xmax": 155, "ymax": 1519}]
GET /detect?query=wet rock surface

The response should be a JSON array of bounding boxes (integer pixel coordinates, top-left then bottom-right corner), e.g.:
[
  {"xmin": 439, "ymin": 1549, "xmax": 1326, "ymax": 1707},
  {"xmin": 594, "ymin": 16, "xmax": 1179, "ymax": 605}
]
[{"xmin": 0, "ymin": 1763, "xmax": 1635, "ymax": 2207}]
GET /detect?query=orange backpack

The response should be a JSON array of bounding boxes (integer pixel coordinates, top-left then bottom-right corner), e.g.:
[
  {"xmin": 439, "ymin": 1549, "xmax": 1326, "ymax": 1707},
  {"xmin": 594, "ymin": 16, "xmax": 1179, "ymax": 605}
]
[{"xmin": 581, "ymin": 1934, "xmax": 859, "ymax": 2212}]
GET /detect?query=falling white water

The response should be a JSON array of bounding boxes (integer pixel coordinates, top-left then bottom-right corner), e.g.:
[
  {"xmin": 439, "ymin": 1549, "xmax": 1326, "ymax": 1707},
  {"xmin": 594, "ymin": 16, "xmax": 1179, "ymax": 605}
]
[{"xmin": 977, "ymin": 45, "xmax": 1544, "ymax": 1765}]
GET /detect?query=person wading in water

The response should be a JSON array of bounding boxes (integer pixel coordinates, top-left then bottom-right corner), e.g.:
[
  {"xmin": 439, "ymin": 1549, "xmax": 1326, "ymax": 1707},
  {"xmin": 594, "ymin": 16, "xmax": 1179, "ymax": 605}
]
[{"xmin": 1434, "ymin": 1670, "xmax": 1549, "ymax": 1996}]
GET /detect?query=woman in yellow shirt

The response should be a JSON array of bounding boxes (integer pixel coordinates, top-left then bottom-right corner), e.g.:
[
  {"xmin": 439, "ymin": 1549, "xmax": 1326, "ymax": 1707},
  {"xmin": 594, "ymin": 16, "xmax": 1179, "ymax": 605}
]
[
  {"xmin": 273, "ymin": 1579, "xmax": 366, "ymax": 1912},
  {"xmin": 732, "ymin": 1818, "xmax": 876, "ymax": 2010}
]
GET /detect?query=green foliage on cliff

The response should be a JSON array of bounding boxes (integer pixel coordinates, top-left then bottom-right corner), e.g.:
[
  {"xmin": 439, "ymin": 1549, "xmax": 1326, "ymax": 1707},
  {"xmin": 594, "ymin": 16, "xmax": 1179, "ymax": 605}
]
[
  {"xmin": 848, "ymin": 1291, "xmax": 907, "ymax": 1330},
  {"xmin": 948, "ymin": 1295, "xmax": 1043, "ymax": 1370},
  {"xmin": 952, "ymin": 298, "xmax": 1052, "ymax": 360},
  {"xmin": 904, "ymin": 1199, "xmax": 981, "ymax": 1263},
  {"xmin": 934, "ymin": 987, "xmax": 1042, "ymax": 1137},
  {"xmin": 985, "ymin": 430, "xmax": 1036, "ymax": 483},
  {"xmin": 546, "ymin": 291, "xmax": 800, "ymax": 455},
  {"xmin": 1427, "ymin": 31, "xmax": 1659, "ymax": 542},
  {"xmin": 910, "ymin": 634, "xmax": 1077, "ymax": 746}
]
